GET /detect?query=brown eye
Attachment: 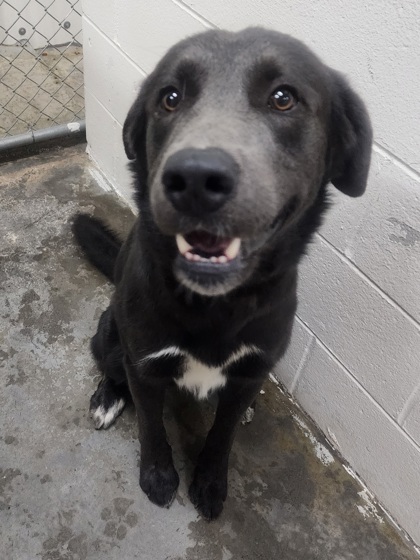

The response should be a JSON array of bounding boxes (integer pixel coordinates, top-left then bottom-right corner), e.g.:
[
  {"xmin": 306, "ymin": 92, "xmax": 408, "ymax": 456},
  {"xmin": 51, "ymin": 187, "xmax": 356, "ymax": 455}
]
[
  {"xmin": 161, "ymin": 88, "xmax": 182, "ymax": 112},
  {"xmin": 269, "ymin": 88, "xmax": 296, "ymax": 111}
]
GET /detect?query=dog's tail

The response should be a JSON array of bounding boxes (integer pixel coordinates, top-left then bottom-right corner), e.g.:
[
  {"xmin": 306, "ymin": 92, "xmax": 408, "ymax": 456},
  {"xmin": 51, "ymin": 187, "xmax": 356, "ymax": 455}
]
[{"xmin": 72, "ymin": 213, "xmax": 122, "ymax": 283}]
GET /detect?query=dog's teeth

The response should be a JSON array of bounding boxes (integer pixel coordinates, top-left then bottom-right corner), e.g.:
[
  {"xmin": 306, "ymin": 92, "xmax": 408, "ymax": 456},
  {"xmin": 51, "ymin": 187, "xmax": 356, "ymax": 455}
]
[
  {"xmin": 225, "ymin": 238, "xmax": 241, "ymax": 260},
  {"xmin": 176, "ymin": 234, "xmax": 193, "ymax": 255},
  {"xmin": 180, "ymin": 235, "xmax": 240, "ymax": 264}
]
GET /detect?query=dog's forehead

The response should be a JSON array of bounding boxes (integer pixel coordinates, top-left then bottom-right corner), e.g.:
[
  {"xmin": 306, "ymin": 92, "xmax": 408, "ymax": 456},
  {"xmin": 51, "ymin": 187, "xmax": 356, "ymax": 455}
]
[{"xmin": 162, "ymin": 28, "xmax": 326, "ymax": 81}]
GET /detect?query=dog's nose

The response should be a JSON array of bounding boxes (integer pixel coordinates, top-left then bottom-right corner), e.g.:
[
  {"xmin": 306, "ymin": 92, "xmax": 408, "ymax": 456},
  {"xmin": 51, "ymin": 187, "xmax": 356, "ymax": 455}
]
[{"xmin": 162, "ymin": 148, "xmax": 237, "ymax": 217}]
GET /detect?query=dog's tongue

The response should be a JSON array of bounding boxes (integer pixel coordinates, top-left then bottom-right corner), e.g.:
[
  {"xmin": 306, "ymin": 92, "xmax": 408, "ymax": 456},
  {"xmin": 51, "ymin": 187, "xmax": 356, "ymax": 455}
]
[{"xmin": 184, "ymin": 231, "xmax": 231, "ymax": 255}]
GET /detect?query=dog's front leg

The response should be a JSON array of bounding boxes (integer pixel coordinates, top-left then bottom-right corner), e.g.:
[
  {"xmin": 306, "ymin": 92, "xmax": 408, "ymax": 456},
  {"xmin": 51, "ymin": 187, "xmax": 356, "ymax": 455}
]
[
  {"xmin": 189, "ymin": 377, "xmax": 265, "ymax": 520},
  {"xmin": 125, "ymin": 361, "xmax": 179, "ymax": 508}
]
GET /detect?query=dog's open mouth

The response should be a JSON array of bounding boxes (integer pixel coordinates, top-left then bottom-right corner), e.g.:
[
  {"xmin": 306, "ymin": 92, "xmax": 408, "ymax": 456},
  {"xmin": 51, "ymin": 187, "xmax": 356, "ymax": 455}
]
[
  {"xmin": 176, "ymin": 232, "xmax": 241, "ymax": 264},
  {"xmin": 174, "ymin": 231, "xmax": 245, "ymax": 295}
]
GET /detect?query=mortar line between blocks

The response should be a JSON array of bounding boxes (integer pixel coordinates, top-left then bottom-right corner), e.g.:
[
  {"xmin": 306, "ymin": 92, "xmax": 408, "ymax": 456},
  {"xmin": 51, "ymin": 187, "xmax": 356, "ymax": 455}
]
[
  {"xmin": 343, "ymin": 186, "xmax": 383, "ymax": 262},
  {"xmin": 398, "ymin": 379, "xmax": 420, "ymax": 425},
  {"xmin": 373, "ymin": 142, "xmax": 420, "ymax": 183},
  {"xmin": 289, "ymin": 332, "xmax": 315, "ymax": 394},
  {"xmin": 85, "ymin": 89, "xmax": 123, "ymax": 128},
  {"xmin": 295, "ymin": 314, "xmax": 420, "ymax": 455},
  {"xmin": 316, "ymin": 233, "xmax": 420, "ymax": 332},
  {"xmin": 83, "ymin": 14, "xmax": 148, "ymax": 77},
  {"xmin": 170, "ymin": 0, "xmax": 217, "ymax": 29}
]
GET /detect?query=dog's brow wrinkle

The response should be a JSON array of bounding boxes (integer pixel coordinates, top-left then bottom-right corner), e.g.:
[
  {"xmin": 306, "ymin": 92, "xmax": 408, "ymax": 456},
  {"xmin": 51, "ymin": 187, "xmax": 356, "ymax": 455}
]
[{"xmin": 175, "ymin": 58, "xmax": 202, "ymax": 77}]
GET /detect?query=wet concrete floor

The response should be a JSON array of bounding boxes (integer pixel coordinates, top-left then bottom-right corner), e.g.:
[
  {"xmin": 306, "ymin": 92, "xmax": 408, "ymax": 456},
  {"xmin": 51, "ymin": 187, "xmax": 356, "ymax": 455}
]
[{"xmin": 1, "ymin": 145, "xmax": 418, "ymax": 559}]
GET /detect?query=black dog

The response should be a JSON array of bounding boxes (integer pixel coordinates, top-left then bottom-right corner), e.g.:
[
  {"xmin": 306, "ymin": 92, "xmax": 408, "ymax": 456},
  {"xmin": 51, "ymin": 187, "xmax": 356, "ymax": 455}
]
[{"xmin": 73, "ymin": 27, "xmax": 372, "ymax": 520}]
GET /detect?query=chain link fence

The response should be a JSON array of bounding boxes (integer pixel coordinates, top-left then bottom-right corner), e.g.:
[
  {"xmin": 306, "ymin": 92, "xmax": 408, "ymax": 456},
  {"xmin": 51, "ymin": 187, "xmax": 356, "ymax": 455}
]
[{"xmin": 0, "ymin": 0, "xmax": 84, "ymax": 141}]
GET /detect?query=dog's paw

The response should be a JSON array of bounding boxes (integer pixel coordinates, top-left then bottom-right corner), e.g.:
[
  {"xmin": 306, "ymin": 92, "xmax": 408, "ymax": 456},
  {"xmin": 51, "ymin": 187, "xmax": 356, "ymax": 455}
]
[
  {"xmin": 140, "ymin": 463, "xmax": 179, "ymax": 508},
  {"xmin": 90, "ymin": 398, "xmax": 125, "ymax": 429},
  {"xmin": 90, "ymin": 380, "xmax": 126, "ymax": 429},
  {"xmin": 189, "ymin": 470, "xmax": 227, "ymax": 520}
]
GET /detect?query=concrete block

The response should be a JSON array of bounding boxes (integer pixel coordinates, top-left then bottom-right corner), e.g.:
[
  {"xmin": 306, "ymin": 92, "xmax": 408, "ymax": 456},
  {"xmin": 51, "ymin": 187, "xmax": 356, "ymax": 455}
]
[
  {"xmin": 297, "ymin": 237, "xmax": 420, "ymax": 418},
  {"xmin": 275, "ymin": 318, "xmax": 314, "ymax": 393},
  {"xmin": 114, "ymin": 127, "xmax": 136, "ymax": 206},
  {"xmin": 318, "ymin": 150, "xmax": 382, "ymax": 254},
  {"xmin": 81, "ymin": 0, "xmax": 117, "ymax": 41},
  {"xmin": 295, "ymin": 340, "xmax": 420, "ymax": 544},
  {"xmin": 182, "ymin": 0, "xmax": 420, "ymax": 171},
  {"xmin": 115, "ymin": 0, "xmax": 208, "ymax": 74},
  {"xmin": 82, "ymin": 16, "xmax": 146, "ymax": 126},
  {"xmin": 84, "ymin": 91, "xmax": 134, "ymax": 204},
  {"xmin": 84, "ymin": 90, "xmax": 115, "ymax": 183},
  {"xmin": 319, "ymin": 148, "xmax": 420, "ymax": 323},
  {"xmin": 404, "ymin": 390, "xmax": 420, "ymax": 446},
  {"xmin": 348, "ymin": 153, "xmax": 420, "ymax": 324}
]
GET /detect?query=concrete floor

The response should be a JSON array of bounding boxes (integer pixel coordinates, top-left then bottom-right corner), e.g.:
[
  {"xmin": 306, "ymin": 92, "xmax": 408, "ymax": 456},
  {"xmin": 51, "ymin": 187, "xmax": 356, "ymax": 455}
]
[
  {"xmin": 1, "ymin": 144, "xmax": 418, "ymax": 560},
  {"xmin": 0, "ymin": 45, "xmax": 84, "ymax": 137}
]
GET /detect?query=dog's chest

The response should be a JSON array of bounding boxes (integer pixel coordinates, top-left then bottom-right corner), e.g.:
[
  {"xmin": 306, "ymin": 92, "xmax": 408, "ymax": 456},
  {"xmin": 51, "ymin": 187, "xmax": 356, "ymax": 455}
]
[
  {"xmin": 176, "ymin": 355, "xmax": 227, "ymax": 399},
  {"xmin": 143, "ymin": 345, "xmax": 261, "ymax": 400}
]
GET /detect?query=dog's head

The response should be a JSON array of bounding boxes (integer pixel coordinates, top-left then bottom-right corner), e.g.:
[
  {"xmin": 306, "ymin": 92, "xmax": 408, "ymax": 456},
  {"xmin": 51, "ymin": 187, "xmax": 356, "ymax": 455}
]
[{"xmin": 123, "ymin": 28, "xmax": 372, "ymax": 296}]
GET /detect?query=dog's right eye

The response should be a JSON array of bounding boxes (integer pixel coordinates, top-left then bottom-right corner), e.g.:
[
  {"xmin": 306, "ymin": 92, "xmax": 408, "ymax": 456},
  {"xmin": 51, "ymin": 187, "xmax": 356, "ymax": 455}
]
[
  {"xmin": 160, "ymin": 88, "xmax": 182, "ymax": 112},
  {"xmin": 268, "ymin": 87, "xmax": 297, "ymax": 112}
]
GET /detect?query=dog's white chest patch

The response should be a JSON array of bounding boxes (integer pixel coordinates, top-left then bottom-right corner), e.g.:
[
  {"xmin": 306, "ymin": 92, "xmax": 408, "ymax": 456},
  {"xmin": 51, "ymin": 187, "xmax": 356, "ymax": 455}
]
[
  {"xmin": 142, "ymin": 344, "xmax": 261, "ymax": 400},
  {"xmin": 176, "ymin": 356, "xmax": 227, "ymax": 400}
]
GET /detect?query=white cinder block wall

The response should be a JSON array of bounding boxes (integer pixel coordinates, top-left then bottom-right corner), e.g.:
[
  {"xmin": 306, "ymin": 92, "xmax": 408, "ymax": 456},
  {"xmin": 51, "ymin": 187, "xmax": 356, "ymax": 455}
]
[{"xmin": 81, "ymin": 0, "xmax": 420, "ymax": 545}]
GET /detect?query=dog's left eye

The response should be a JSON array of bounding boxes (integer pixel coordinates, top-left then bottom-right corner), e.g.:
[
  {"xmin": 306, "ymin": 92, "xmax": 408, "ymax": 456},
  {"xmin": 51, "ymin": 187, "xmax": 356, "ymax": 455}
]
[
  {"xmin": 160, "ymin": 88, "xmax": 182, "ymax": 112},
  {"xmin": 268, "ymin": 88, "xmax": 297, "ymax": 112}
]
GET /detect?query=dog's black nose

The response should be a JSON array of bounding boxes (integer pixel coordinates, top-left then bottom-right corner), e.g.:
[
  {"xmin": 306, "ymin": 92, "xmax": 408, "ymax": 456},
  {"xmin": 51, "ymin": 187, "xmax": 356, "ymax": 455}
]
[{"xmin": 162, "ymin": 148, "xmax": 237, "ymax": 217}]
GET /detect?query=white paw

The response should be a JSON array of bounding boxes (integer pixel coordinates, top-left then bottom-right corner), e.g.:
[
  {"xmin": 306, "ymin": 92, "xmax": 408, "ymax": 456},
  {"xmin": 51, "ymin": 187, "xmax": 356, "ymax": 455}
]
[{"xmin": 91, "ymin": 398, "xmax": 125, "ymax": 429}]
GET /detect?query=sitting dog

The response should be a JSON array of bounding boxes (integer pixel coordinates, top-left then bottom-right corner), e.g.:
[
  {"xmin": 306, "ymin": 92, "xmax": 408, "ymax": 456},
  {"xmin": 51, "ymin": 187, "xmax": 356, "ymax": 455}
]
[{"xmin": 73, "ymin": 27, "xmax": 372, "ymax": 520}]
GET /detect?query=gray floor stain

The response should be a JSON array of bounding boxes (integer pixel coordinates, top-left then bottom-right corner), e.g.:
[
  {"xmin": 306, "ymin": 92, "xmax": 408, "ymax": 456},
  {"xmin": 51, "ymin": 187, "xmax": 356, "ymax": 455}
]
[{"xmin": 1, "ymin": 145, "xmax": 418, "ymax": 560}]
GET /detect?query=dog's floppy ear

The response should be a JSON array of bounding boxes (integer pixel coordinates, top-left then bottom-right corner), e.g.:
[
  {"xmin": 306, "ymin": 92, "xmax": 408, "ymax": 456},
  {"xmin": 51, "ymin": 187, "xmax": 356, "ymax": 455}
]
[
  {"xmin": 328, "ymin": 72, "xmax": 372, "ymax": 197},
  {"xmin": 122, "ymin": 75, "xmax": 152, "ymax": 160}
]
